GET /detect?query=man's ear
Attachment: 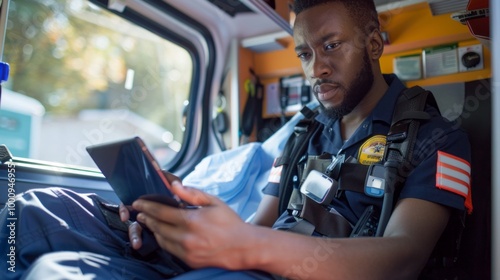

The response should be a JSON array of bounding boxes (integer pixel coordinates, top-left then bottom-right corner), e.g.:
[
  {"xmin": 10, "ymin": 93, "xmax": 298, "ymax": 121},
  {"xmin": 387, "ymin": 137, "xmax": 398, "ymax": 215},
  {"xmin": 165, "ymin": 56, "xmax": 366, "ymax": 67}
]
[{"xmin": 368, "ymin": 29, "xmax": 385, "ymax": 60}]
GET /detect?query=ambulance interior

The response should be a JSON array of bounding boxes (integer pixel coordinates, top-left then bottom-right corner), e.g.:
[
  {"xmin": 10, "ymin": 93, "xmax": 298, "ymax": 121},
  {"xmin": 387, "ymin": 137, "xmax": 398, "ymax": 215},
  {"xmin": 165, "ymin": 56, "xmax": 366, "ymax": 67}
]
[{"xmin": 0, "ymin": 0, "xmax": 497, "ymax": 279}]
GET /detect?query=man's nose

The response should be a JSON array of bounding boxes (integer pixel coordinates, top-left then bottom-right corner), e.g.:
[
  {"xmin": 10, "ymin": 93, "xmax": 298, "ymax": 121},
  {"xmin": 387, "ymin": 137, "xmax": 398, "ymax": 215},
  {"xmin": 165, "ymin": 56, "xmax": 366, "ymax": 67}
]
[{"xmin": 310, "ymin": 54, "xmax": 331, "ymax": 79}]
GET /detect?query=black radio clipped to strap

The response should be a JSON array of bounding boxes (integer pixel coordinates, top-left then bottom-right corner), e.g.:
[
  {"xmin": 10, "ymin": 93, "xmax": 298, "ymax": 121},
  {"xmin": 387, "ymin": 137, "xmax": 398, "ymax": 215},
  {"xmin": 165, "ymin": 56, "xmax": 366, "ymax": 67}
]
[{"xmin": 350, "ymin": 205, "xmax": 379, "ymax": 237}]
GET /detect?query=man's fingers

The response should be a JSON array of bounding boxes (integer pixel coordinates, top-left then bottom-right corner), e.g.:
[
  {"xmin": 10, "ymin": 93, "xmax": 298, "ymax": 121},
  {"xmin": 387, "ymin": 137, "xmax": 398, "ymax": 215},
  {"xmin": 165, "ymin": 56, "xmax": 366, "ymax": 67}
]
[
  {"xmin": 162, "ymin": 171, "xmax": 181, "ymax": 184},
  {"xmin": 132, "ymin": 181, "xmax": 219, "ymax": 225},
  {"xmin": 119, "ymin": 203, "xmax": 131, "ymax": 221},
  {"xmin": 136, "ymin": 212, "xmax": 186, "ymax": 248},
  {"xmin": 128, "ymin": 221, "xmax": 143, "ymax": 250},
  {"xmin": 137, "ymin": 213, "xmax": 168, "ymax": 235},
  {"xmin": 133, "ymin": 199, "xmax": 186, "ymax": 225},
  {"xmin": 170, "ymin": 180, "xmax": 214, "ymax": 206}
]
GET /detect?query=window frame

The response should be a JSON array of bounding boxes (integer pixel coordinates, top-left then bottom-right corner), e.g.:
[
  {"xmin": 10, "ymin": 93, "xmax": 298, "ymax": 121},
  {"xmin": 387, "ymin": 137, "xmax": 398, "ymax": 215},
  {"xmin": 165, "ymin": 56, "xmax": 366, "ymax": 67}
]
[{"xmin": 81, "ymin": 0, "xmax": 218, "ymax": 176}]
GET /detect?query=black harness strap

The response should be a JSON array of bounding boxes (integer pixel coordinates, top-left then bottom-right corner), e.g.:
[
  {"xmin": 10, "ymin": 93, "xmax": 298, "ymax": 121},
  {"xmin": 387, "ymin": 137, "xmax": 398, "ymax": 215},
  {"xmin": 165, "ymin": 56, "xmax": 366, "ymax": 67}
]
[
  {"xmin": 300, "ymin": 196, "xmax": 353, "ymax": 237},
  {"xmin": 276, "ymin": 106, "xmax": 321, "ymax": 215},
  {"xmin": 337, "ymin": 163, "xmax": 370, "ymax": 195},
  {"xmin": 376, "ymin": 86, "xmax": 433, "ymax": 236}
]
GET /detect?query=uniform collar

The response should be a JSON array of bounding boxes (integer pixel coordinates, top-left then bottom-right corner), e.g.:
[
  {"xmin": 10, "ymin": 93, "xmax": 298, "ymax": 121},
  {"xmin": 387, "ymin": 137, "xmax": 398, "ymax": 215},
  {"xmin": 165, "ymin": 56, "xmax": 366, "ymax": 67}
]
[
  {"xmin": 313, "ymin": 74, "xmax": 407, "ymax": 152},
  {"xmin": 371, "ymin": 74, "xmax": 407, "ymax": 125}
]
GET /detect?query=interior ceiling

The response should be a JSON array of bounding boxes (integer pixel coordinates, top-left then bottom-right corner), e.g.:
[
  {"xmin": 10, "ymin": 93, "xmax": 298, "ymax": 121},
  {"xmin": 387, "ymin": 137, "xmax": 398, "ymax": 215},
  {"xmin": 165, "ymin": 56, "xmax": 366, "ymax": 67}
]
[
  {"xmin": 206, "ymin": 0, "xmax": 255, "ymax": 17},
  {"xmin": 172, "ymin": 0, "xmax": 471, "ymax": 49},
  {"xmin": 374, "ymin": 0, "xmax": 469, "ymax": 14},
  {"xmin": 206, "ymin": 0, "xmax": 467, "ymax": 17},
  {"xmin": 238, "ymin": 0, "xmax": 471, "ymax": 52},
  {"xmin": 374, "ymin": 0, "xmax": 420, "ymax": 7}
]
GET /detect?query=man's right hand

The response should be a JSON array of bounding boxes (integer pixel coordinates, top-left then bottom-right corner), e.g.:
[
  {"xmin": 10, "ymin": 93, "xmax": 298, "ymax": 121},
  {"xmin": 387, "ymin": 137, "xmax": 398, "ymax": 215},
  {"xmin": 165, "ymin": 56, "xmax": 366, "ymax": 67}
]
[{"xmin": 119, "ymin": 203, "xmax": 143, "ymax": 250}]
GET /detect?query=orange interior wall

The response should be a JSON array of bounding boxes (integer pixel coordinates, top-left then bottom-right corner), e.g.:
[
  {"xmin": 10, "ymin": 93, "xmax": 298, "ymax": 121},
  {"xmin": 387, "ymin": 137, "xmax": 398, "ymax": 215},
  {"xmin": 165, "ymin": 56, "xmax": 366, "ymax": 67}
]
[
  {"xmin": 378, "ymin": 2, "xmax": 492, "ymax": 87},
  {"xmin": 239, "ymin": 2, "xmax": 492, "ymax": 118},
  {"xmin": 238, "ymin": 47, "xmax": 258, "ymax": 141},
  {"xmin": 380, "ymin": 3, "xmax": 472, "ymax": 54},
  {"xmin": 252, "ymin": 36, "xmax": 302, "ymax": 80},
  {"xmin": 248, "ymin": 2, "xmax": 491, "ymax": 83},
  {"xmin": 380, "ymin": 40, "xmax": 491, "ymax": 88},
  {"xmin": 239, "ymin": 47, "xmax": 254, "ymax": 117}
]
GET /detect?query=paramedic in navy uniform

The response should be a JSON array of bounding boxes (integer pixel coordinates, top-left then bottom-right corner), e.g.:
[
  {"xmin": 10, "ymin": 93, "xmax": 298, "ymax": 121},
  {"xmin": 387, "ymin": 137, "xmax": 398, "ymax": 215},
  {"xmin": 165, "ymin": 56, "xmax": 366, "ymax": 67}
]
[
  {"xmin": 125, "ymin": 0, "xmax": 472, "ymax": 278},
  {"xmin": 1, "ymin": 0, "xmax": 471, "ymax": 279}
]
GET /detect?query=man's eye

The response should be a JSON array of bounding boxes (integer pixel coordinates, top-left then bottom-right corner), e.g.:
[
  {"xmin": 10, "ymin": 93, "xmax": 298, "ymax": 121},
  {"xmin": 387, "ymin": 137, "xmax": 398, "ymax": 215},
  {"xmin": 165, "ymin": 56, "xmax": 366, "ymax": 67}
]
[
  {"xmin": 325, "ymin": 43, "xmax": 340, "ymax": 50},
  {"xmin": 297, "ymin": 52, "xmax": 310, "ymax": 60}
]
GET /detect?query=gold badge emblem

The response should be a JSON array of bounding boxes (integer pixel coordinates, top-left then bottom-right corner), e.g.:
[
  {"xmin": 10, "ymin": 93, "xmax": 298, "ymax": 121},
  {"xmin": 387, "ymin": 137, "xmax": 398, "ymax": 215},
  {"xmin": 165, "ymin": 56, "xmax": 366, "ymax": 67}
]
[{"xmin": 358, "ymin": 135, "xmax": 386, "ymax": 165}]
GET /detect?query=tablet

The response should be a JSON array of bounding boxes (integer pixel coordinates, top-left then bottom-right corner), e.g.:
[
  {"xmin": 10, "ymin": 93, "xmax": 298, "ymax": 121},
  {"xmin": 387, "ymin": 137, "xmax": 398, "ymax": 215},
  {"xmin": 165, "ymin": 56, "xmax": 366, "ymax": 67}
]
[{"xmin": 86, "ymin": 136, "xmax": 183, "ymax": 207}]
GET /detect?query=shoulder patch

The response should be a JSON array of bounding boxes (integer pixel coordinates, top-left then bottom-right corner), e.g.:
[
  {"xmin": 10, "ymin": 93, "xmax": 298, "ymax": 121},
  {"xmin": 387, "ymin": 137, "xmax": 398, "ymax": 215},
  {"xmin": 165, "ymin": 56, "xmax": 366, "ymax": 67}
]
[
  {"xmin": 268, "ymin": 158, "xmax": 283, "ymax": 184},
  {"xmin": 436, "ymin": 151, "xmax": 473, "ymax": 213},
  {"xmin": 358, "ymin": 135, "xmax": 386, "ymax": 165}
]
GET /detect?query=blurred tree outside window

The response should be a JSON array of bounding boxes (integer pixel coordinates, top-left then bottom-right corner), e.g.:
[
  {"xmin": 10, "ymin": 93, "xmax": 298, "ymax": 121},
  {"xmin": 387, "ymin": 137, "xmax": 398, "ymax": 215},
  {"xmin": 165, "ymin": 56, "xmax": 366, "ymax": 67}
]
[{"xmin": 0, "ymin": 0, "xmax": 193, "ymax": 167}]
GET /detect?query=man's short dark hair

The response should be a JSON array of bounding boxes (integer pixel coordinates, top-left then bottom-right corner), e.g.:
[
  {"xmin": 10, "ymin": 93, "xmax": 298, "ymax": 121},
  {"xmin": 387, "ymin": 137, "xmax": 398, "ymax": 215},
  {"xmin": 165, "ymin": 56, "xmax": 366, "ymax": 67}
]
[{"xmin": 292, "ymin": 0, "xmax": 380, "ymax": 34}]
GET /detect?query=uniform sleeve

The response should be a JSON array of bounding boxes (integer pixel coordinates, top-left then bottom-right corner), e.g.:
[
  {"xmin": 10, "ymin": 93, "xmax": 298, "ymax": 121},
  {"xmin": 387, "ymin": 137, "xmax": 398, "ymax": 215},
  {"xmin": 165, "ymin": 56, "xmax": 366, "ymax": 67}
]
[
  {"xmin": 262, "ymin": 182, "xmax": 280, "ymax": 197},
  {"xmin": 261, "ymin": 157, "xmax": 282, "ymax": 197},
  {"xmin": 399, "ymin": 122, "xmax": 472, "ymax": 213}
]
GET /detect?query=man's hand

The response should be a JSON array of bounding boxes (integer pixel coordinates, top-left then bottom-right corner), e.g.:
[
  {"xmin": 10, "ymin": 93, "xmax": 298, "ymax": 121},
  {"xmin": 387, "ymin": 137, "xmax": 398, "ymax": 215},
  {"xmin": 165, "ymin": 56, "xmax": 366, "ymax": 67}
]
[
  {"xmin": 118, "ymin": 170, "xmax": 182, "ymax": 250},
  {"xmin": 132, "ymin": 180, "xmax": 254, "ymax": 269},
  {"xmin": 119, "ymin": 203, "xmax": 143, "ymax": 249}
]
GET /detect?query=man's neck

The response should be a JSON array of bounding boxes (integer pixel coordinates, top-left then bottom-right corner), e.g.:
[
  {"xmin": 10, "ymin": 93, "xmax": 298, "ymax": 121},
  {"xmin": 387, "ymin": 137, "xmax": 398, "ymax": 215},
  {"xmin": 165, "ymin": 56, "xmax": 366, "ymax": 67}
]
[{"xmin": 340, "ymin": 76, "xmax": 389, "ymax": 140}]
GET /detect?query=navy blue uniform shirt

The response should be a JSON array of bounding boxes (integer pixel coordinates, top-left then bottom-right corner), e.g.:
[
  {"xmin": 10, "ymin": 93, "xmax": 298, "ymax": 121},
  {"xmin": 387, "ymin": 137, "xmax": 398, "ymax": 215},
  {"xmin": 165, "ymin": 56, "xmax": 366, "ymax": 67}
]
[{"xmin": 264, "ymin": 74, "xmax": 472, "ymax": 228}]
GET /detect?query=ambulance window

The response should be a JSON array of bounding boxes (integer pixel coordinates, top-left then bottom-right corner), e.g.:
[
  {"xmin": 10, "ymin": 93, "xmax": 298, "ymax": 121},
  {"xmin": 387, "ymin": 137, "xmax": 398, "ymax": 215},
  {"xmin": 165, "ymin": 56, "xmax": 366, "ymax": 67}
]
[{"xmin": 0, "ymin": 0, "xmax": 193, "ymax": 168}]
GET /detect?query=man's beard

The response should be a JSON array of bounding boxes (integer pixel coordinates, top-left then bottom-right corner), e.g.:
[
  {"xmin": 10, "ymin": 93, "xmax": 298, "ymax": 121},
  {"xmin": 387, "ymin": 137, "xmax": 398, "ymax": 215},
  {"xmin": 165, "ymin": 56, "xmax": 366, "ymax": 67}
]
[{"xmin": 319, "ymin": 50, "xmax": 374, "ymax": 120}]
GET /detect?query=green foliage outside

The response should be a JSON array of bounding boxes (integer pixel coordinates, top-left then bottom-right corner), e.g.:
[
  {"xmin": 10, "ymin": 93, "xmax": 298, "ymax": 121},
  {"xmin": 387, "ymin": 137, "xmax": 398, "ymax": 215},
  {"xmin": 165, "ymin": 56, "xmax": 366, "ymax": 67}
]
[{"xmin": 3, "ymin": 0, "xmax": 192, "ymax": 142}]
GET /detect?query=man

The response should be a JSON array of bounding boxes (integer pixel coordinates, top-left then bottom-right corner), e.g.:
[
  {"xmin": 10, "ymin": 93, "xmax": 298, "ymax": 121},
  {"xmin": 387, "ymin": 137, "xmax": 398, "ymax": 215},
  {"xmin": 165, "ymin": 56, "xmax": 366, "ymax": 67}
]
[{"xmin": 1, "ymin": 0, "xmax": 471, "ymax": 279}]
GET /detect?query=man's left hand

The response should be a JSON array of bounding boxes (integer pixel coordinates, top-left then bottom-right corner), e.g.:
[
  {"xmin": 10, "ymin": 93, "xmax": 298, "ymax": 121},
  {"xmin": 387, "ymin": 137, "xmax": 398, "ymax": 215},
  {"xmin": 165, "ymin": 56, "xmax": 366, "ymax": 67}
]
[{"xmin": 132, "ymin": 180, "xmax": 253, "ymax": 270}]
